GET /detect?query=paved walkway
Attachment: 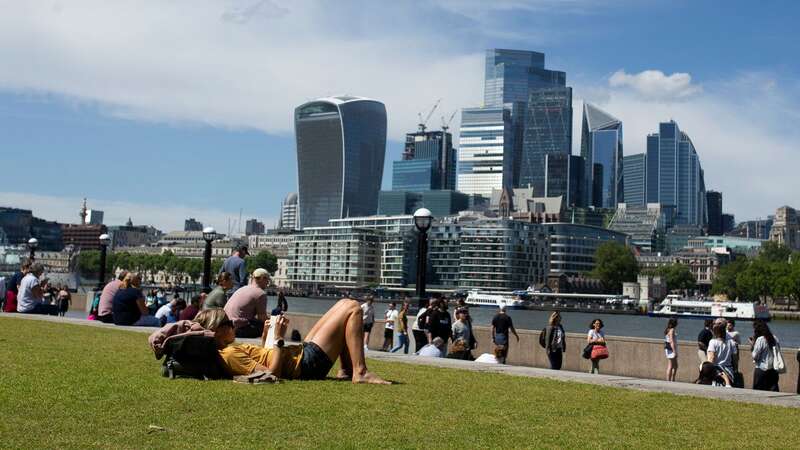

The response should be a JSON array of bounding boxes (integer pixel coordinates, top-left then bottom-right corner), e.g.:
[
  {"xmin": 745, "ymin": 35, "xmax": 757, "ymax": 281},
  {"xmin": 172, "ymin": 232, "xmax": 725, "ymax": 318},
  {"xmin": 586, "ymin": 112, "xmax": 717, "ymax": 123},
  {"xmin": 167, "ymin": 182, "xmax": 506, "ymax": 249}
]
[{"xmin": 4, "ymin": 312, "xmax": 800, "ymax": 408}]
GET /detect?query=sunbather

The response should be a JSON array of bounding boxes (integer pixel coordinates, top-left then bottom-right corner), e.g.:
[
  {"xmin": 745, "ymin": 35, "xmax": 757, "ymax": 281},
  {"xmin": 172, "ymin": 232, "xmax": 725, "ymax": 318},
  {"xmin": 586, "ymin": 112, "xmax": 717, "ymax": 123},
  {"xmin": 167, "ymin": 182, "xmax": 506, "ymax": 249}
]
[{"xmin": 195, "ymin": 299, "xmax": 390, "ymax": 384}]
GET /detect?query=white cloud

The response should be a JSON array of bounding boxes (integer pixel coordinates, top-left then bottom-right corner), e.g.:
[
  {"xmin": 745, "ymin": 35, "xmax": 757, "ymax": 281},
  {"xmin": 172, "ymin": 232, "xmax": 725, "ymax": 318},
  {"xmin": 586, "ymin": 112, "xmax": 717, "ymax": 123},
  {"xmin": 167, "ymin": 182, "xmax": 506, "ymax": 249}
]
[
  {"xmin": 574, "ymin": 71, "xmax": 800, "ymax": 221},
  {"xmin": 0, "ymin": 192, "xmax": 276, "ymax": 234},
  {"xmin": 0, "ymin": 1, "xmax": 484, "ymax": 139},
  {"xmin": 609, "ymin": 69, "xmax": 702, "ymax": 100}
]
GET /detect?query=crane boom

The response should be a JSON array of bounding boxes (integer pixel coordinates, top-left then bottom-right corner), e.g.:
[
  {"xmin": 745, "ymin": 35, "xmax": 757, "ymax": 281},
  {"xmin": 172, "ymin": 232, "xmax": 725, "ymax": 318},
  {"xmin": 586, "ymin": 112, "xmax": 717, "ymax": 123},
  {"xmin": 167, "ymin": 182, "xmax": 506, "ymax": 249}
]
[{"xmin": 417, "ymin": 98, "xmax": 442, "ymax": 132}]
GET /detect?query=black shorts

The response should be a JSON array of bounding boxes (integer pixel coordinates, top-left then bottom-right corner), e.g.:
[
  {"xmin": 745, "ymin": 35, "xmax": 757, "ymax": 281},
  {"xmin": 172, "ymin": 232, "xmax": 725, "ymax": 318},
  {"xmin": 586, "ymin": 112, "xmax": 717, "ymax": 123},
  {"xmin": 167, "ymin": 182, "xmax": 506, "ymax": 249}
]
[
  {"xmin": 363, "ymin": 322, "xmax": 374, "ymax": 332},
  {"xmin": 384, "ymin": 328, "xmax": 393, "ymax": 339},
  {"xmin": 299, "ymin": 342, "xmax": 334, "ymax": 380}
]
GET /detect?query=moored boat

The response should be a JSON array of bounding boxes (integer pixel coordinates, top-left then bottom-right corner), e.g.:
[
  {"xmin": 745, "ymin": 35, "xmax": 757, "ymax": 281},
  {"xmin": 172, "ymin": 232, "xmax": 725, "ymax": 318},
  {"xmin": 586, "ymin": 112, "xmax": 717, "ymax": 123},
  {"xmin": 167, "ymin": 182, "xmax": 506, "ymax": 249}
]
[
  {"xmin": 465, "ymin": 290, "xmax": 528, "ymax": 309},
  {"xmin": 648, "ymin": 295, "xmax": 770, "ymax": 321}
]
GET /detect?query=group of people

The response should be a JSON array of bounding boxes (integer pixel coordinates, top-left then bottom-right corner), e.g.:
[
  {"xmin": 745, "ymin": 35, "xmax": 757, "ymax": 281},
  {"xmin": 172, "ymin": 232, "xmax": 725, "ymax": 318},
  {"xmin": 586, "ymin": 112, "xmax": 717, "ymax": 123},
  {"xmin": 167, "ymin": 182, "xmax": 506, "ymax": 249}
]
[
  {"xmin": 689, "ymin": 317, "xmax": 784, "ymax": 390},
  {"xmin": 0, "ymin": 260, "xmax": 68, "ymax": 316}
]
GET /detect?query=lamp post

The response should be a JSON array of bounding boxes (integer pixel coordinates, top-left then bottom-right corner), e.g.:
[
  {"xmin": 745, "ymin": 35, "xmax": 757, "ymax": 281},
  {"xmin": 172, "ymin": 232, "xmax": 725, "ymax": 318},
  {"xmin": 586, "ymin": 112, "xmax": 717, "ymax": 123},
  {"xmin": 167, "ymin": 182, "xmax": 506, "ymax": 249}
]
[
  {"xmin": 98, "ymin": 234, "xmax": 110, "ymax": 290},
  {"xmin": 202, "ymin": 227, "xmax": 218, "ymax": 293},
  {"xmin": 413, "ymin": 208, "xmax": 433, "ymax": 308},
  {"xmin": 27, "ymin": 237, "xmax": 38, "ymax": 261}
]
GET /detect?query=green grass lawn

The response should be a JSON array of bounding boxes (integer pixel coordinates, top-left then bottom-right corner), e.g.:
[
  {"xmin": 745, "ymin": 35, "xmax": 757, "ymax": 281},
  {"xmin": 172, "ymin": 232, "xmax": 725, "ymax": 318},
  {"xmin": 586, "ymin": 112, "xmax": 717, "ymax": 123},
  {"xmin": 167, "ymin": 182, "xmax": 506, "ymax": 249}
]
[{"xmin": 0, "ymin": 317, "xmax": 797, "ymax": 449}]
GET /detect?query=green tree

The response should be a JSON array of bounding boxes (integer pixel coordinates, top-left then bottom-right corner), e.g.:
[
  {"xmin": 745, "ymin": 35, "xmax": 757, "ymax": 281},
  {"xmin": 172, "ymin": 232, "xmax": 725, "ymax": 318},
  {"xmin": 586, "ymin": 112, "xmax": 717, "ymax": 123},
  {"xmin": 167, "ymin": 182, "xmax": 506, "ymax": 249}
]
[
  {"xmin": 246, "ymin": 250, "xmax": 278, "ymax": 275},
  {"xmin": 711, "ymin": 257, "xmax": 747, "ymax": 300},
  {"xmin": 591, "ymin": 242, "xmax": 639, "ymax": 292},
  {"xmin": 658, "ymin": 264, "xmax": 696, "ymax": 292},
  {"xmin": 760, "ymin": 241, "xmax": 791, "ymax": 263},
  {"xmin": 736, "ymin": 258, "xmax": 774, "ymax": 301}
]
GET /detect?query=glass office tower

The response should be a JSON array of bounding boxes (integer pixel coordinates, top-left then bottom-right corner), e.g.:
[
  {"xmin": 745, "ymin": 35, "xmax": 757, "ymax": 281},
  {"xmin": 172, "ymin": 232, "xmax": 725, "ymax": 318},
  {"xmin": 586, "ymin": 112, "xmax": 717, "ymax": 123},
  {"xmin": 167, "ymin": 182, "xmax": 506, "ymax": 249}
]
[
  {"xmin": 544, "ymin": 153, "xmax": 584, "ymax": 207},
  {"xmin": 623, "ymin": 153, "xmax": 647, "ymax": 207},
  {"xmin": 294, "ymin": 96, "xmax": 387, "ymax": 228},
  {"xmin": 400, "ymin": 130, "xmax": 456, "ymax": 190},
  {"xmin": 644, "ymin": 120, "xmax": 707, "ymax": 226},
  {"xmin": 483, "ymin": 49, "xmax": 568, "ymax": 189},
  {"xmin": 580, "ymin": 103, "xmax": 623, "ymax": 208},
  {"xmin": 521, "ymin": 86, "xmax": 573, "ymax": 194},
  {"xmin": 457, "ymin": 107, "xmax": 513, "ymax": 197}
]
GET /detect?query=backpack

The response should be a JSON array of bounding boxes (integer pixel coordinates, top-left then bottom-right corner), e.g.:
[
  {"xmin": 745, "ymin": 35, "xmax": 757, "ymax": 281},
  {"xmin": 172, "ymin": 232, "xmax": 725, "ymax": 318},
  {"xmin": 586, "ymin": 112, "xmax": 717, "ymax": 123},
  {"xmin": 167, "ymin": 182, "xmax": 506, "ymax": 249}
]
[
  {"xmin": 160, "ymin": 334, "xmax": 229, "ymax": 380},
  {"xmin": 538, "ymin": 327, "xmax": 548, "ymax": 348}
]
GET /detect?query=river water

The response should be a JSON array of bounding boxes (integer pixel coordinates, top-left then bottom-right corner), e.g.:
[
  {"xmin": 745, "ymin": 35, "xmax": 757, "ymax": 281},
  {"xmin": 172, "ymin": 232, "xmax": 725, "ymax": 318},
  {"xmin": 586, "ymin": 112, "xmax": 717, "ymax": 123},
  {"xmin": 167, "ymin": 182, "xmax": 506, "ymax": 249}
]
[{"xmin": 278, "ymin": 296, "xmax": 800, "ymax": 348}]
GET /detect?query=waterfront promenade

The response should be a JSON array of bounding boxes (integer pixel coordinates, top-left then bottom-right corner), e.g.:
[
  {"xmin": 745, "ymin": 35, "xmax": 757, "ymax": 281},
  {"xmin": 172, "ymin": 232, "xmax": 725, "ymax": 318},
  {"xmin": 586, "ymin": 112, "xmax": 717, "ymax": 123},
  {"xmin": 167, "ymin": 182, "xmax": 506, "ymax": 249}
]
[{"xmin": 5, "ymin": 311, "xmax": 799, "ymax": 407}]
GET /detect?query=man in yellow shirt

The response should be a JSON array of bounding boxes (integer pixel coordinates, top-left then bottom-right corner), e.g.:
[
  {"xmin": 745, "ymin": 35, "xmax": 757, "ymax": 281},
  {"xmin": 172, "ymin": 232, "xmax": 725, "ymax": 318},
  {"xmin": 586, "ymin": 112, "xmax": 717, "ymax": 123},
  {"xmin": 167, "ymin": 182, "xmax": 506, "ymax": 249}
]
[{"xmin": 196, "ymin": 299, "xmax": 390, "ymax": 384}]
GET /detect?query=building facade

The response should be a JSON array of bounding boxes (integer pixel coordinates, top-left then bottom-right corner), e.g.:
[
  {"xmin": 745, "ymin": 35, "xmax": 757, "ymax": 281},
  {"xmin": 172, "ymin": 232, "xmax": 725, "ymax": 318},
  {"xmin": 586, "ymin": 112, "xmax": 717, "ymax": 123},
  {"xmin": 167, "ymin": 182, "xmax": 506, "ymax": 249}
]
[
  {"xmin": 544, "ymin": 223, "xmax": 628, "ymax": 276},
  {"xmin": 580, "ymin": 103, "xmax": 623, "ymax": 208},
  {"xmin": 245, "ymin": 219, "xmax": 265, "ymax": 236},
  {"xmin": 294, "ymin": 96, "xmax": 387, "ymax": 228},
  {"xmin": 457, "ymin": 107, "xmax": 513, "ymax": 197},
  {"xmin": 61, "ymin": 224, "xmax": 107, "ymax": 251},
  {"xmin": 401, "ymin": 129, "xmax": 456, "ymax": 190},
  {"xmin": 520, "ymin": 86, "xmax": 573, "ymax": 195},
  {"xmin": 544, "ymin": 153, "xmax": 584, "ymax": 207},
  {"xmin": 706, "ymin": 191, "xmax": 723, "ymax": 236},
  {"xmin": 107, "ymin": 221, "xmax": 162, "ymax": 250},
  {"xmin": 623, "ymin": 153, "xmax": 647, "ymax": 208},
  {"xmin": 391, "ymin": 159, "xmax": 437, "ymax": 191},
  {"xmin": 769, "ymin": 206, "xmax": 800, "ymax": 250},
  {"xmin": 279, "ymin": 192, "xmax": 298, "ymax": 230},
  {"xmin": 184, "ymin": 218, "xmax": 203, "ymax": 232}
]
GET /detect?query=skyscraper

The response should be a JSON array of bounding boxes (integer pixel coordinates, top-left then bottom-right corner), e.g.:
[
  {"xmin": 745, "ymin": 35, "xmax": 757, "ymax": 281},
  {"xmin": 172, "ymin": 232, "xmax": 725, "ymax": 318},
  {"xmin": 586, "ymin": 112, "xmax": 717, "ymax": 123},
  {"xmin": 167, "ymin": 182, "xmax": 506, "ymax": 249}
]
[
  {"xmin": 645, "ymin": 121, "xmax": 707, "ymax": 226},
  {"xmin": 294, "ymin": 96, "xmax": 387, "ymax": 228},
  {"xmin": 623, "ymin": 153, "xmax": 647, "ymax": 207},
  {"xmin": 483, "ymin": 49, "xmax": 568, "ymax": 190},
  {"xmin": 544, "ymin": 153, "xmax": 584, "ymax": 207},
  {"xmin": 394, "ymin": 129, "xmax": 456, "ymax": 191},
  {"xmin": 520, "ymin": 86, "xmax": 573, "ymax": 195},
  {"xmin": 279, "ymin": 192, "xmax": 298, "ymax": 230},
  {"xmin": 706, "ymin": 191, "xmax": 723, "ymax": 235},
  {"xmin": 457, "ymin": 107, "xmax": 513, "ymax": 197},
  {"xmin": 580, "ymin": 103, "xmax": 623, "ymax": 208}
]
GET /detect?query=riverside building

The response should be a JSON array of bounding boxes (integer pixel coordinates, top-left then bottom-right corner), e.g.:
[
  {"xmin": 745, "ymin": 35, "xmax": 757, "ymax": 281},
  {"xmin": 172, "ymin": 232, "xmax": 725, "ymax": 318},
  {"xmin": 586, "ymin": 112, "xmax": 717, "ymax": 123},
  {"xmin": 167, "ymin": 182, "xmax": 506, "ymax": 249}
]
[{"xmin": 294, "ymin": 96, "xmax": 387, "ymax": 228}]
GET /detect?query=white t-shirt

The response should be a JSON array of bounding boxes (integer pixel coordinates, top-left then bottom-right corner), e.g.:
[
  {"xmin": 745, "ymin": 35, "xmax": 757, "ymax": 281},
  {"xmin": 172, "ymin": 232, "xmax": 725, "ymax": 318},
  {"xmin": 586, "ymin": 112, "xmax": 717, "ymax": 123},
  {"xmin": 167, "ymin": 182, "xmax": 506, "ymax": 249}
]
[
  {"xmin": 412, "ymin": 307, "xmax": 428, "ymax": 331},
  {"xmin": 417, "ymin": 344, "xmax": 443, "ymax": 357},
  {"xmin": 474, "ymin": 353, "xmax": 499, "ymax": 364},
  {"xmin": 707, "ymin": 338, "xmax": 736, "ymax": 370},
  {"xmin": 726, "ymin": 330, "xmax": 741, "ymax": 345},
  {"xmin": 17, "ymin": 273, "xmax": 41, "ymax": 312},
  {"xmin": 361, "ymin": 303, "xmax": 374, "ymax": 324},
  {"xmin": 154, "ymin": 304, "xmax": 172, "ymax": 319},
  {"xmin": 385, "ymin": 309, "xmax": 398, "ymax": 330},
  {"xmin": 587, "ymin": 329, "xmax": 605, "ymax": 341}
]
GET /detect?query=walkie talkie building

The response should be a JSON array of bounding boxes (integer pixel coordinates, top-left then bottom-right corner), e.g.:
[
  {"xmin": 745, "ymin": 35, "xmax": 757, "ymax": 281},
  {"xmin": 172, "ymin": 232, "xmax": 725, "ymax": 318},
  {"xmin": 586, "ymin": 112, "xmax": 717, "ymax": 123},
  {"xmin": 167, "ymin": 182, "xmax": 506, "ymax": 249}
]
[{"xmin": 294, "ymin": 96, "xmax": 387, "ymax": 228}]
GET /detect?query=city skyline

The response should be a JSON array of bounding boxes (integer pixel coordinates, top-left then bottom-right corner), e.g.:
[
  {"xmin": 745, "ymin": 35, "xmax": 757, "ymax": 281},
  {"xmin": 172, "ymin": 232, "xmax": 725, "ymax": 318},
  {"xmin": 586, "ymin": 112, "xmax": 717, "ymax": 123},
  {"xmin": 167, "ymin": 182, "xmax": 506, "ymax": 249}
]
[{"xmin": 1, "ymin": 1, "xmax": 798, "ymax": 231}]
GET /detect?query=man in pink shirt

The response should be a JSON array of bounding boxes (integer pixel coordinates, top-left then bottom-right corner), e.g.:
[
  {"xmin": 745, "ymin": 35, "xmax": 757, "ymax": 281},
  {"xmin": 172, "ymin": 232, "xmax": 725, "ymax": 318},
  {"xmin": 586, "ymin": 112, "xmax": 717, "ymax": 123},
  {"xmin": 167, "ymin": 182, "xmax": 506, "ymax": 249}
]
[
  {"xmin": 96, "ymin": 271, "xmax": 128, "ymax": 323},
  {"xmin": 223, "ymin": 268, "xmax": 269, "ymax": 338}
]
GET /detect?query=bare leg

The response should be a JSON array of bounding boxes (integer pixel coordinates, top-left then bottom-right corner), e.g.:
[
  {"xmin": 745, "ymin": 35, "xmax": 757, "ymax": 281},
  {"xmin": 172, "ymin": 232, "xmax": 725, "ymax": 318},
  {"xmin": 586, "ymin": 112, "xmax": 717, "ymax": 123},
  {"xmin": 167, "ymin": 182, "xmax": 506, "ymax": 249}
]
[{"xmin": 305, "ymin": 299, "xmax": 390, "ymax": 384}]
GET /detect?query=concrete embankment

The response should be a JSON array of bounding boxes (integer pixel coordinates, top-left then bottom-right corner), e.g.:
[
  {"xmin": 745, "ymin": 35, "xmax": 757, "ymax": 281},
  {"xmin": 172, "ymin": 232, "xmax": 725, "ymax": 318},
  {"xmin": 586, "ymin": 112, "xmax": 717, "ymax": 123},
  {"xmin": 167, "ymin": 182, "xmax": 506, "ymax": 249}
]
[{"xmin": 284, "ymin": 312, "xmax": 800, "ymax": 393}]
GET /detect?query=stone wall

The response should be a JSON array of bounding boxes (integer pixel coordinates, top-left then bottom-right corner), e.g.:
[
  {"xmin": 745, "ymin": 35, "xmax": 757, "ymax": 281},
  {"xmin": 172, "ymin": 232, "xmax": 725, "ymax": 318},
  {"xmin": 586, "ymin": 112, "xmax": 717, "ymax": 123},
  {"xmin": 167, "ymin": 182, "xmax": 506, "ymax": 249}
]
[{"xmin": 283, "ymin": 312, "xmax": 800, "ymax": 392}]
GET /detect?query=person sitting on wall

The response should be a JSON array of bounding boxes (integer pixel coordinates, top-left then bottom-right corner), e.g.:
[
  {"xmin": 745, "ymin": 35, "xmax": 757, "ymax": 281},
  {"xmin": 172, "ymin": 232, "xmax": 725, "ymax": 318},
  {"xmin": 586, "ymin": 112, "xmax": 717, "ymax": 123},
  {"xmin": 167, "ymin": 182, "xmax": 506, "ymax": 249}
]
[
  {"xmin": 223, "ymin": 268, "xmax": 270, "ymax": 338},
  {"xmin": 195, "ymin": 299, "xmax": 390, "ymax": 384}
]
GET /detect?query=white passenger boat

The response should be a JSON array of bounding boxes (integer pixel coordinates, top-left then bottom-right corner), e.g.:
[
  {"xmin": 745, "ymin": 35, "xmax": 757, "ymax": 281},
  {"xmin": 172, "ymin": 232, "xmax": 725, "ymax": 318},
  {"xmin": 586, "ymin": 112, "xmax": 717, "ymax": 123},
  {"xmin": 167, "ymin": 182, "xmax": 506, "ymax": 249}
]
[
  {"xmin": 649, "ymin": 295, "xmax": 770, "ymax": 321},
  {"xmin": 465, "ymin": 290, "xmax": 528, "ymax": 309}
]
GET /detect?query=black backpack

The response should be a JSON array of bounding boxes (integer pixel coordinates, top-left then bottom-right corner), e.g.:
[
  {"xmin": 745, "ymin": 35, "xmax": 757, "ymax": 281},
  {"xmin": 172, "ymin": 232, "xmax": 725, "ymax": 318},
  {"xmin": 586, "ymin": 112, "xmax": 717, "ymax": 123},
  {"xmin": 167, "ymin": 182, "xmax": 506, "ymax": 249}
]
[
  {"xmin": 538, "ymin": 327, "xmax": 548, "ymax": 348},
  {"xmin": 160, "ymin": 334, "xmax": 230, "ymax": 380}
]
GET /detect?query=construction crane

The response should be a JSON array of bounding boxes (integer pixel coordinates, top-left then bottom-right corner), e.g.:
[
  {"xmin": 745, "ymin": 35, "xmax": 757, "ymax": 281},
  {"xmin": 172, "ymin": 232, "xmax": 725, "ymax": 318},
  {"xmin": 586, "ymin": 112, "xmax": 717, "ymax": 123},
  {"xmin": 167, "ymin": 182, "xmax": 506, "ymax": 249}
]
[
  {"xmin": 441, "ymin": 110, "xmax": 457, "ymax": 133},
  {"xmin": 417, "ymin": 99, "xmax": 441, "ymax": 133}
]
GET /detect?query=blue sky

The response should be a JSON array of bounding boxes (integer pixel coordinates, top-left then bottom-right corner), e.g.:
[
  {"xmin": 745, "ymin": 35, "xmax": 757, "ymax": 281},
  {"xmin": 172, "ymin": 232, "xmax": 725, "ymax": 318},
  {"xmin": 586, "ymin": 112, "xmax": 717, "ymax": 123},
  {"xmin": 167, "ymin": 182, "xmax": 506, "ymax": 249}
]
[{"xmin": 1, "ymin": 0, "xmax": 798, "ymax": 231}]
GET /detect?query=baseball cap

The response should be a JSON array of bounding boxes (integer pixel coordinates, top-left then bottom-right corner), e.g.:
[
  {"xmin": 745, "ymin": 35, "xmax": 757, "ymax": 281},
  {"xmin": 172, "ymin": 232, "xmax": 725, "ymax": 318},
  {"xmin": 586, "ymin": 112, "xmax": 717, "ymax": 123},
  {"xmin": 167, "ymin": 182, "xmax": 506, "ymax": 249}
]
[{"xmin": 252, "ymin": 268, "xmax": 269, "ymax": 278}]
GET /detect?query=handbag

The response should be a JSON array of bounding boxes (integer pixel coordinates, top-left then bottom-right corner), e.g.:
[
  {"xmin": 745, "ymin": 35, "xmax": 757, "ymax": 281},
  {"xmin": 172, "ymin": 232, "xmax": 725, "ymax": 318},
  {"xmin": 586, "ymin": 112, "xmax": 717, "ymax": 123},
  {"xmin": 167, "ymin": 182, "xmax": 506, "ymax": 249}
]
[
  {"xmin": 773, "ymin": 345, "xmax": 787, "ymax": 374},
  {"xmin": 591, "ymin": 344, "xmax": 609, "ymax": 360},
  {"xmin": 582, "ymin": 343, "xmax": 594, "ymax": 359}
]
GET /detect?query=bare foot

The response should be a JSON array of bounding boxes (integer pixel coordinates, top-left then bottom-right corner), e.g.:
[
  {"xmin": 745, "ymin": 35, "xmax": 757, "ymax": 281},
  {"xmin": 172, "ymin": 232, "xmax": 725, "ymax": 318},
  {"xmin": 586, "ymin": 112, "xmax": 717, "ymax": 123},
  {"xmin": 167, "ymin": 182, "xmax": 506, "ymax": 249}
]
[
  {"xmin": 352, "ymin": 371, "xmax": 391, "ymax": 385},
  {"xmin": 335, "ymin": 369, "xmax": 352, "ymax": 381}
]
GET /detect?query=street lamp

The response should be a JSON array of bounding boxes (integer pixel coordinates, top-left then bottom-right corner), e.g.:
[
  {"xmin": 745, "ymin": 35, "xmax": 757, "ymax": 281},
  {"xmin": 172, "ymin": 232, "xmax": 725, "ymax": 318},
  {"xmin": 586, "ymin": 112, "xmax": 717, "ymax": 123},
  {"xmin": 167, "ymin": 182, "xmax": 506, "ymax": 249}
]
[
  {"xmin": 27, "ymin": 237, "xmax": 39, "ymax": 260},
  {"xmin": 202, "ymin": 227, "xmax": 218, "ymax": 292},
  {"xmin": 97, "ymin": 233, "xmax": 110, "ymax": 290},
  {"xmin": 413, "ymin": 208, "xmax": 433, "ymax": 308}
]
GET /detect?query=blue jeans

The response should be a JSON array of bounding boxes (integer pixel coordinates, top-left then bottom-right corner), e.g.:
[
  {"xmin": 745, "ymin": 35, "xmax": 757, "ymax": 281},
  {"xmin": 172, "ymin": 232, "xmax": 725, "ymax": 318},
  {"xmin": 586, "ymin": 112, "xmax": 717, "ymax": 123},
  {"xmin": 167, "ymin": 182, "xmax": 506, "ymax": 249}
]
[
  {"xmin": 133, "ymin": 315, "xmax": 161, "ymax": 327},
  {"xmin": 390, "ymin": 333, "xmax": 409, "ymax": 354}
]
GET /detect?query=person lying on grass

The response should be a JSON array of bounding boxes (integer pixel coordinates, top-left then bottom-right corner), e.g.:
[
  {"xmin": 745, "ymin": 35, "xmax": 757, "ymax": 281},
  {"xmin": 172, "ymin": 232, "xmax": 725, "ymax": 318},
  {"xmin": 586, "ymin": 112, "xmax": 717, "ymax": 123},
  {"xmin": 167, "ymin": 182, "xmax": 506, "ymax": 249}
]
[{"xmin": 195, "ymin": 299, "xmax": 390, "ymax": 384}]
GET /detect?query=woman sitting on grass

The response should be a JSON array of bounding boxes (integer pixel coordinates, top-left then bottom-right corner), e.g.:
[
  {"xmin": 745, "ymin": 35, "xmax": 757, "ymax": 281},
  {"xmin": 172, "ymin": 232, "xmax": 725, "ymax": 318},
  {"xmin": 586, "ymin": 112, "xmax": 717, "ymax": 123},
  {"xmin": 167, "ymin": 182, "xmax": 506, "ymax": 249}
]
[{"xmin": 195, "ymin": 299, "xmax": 390, "ymax": 384}]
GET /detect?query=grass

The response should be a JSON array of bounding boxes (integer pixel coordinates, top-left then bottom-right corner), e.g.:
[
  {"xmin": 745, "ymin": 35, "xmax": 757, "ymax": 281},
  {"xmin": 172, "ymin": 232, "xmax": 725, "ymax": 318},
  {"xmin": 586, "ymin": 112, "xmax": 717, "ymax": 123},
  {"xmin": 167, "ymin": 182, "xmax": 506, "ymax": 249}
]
[{"xmin": 0, "ymin": 317, "xmax": 797, "ymax": 450}]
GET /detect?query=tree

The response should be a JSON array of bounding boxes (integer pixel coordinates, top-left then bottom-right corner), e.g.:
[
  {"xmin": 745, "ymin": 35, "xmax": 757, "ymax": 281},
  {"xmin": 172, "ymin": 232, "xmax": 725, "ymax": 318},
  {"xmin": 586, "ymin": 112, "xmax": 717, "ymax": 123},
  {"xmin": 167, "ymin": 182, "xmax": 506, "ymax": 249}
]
[
  {"xmin": 760, "ymin": 241, "xmax": 791, "ymax": 263},
  {"xmin": 711, "ymin": 257, "xmax": 747, "ymax": 300},
  {"xmin": 591, "ymin": 242, "xmax": 639, "ymax": 292},
  {"xmin": 246, "ymin": 250, "xmax": 278, "ymax": 275},
  {"xmin": 657, "ymin": 264, "xmax": 696, "ymax": 292}
]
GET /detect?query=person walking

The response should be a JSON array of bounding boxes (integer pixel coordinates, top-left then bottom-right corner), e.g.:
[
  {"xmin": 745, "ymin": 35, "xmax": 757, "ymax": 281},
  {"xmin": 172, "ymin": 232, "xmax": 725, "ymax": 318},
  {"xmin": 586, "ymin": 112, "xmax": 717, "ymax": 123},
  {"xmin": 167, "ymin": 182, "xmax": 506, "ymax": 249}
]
[
  {"xmin": 587, "ymin": 319, "xmax": 606, "ymax": 374},
  {"xmin": 696, "ymin": 319, "xmax": 713, "ymax": 364},
  {"xmin": 276, "ymin": 289, "xmax": 289, "ymax": 313},
  {"xmin": 428, "ymin": 299, "xmax": 453, "ymax": 347},
  {"xmin": 381, "ymin": 302, "xmax": 398, "ymax": 351},
  {"xmin": 411, "ymin": 299, "xmax": 432, "ymax": 353},
  {"xmin": 749, "ymin": 320, "xmax": 780, "ymax": 391},
  {"xmin": 219, "ymin": 245, "xmax": 249, "ymax": 292},
  {"xmin": 664, "ymin": 318, "xmax": 679, "ymax": 382},
  {"xmin": 390, "ymin": 301, "xmax": 410, "ymax": 354},
  {"xmin": 544, "ymin": 311, "xmax": 566, "ymax": 370},
  {"xmin": 57, "ymin": 285, "xmax": 71, "ymax": 317},
  {"xmin": 360, "ymin": 296, "xmax": 375, "ymax": 350},
  {"xmin": 491, "ymin": 306, "xmax": 519, "ymax": 364},
  {"xmin": 727, "ymin": 319, "xmax": 741, "ymax": 372}
]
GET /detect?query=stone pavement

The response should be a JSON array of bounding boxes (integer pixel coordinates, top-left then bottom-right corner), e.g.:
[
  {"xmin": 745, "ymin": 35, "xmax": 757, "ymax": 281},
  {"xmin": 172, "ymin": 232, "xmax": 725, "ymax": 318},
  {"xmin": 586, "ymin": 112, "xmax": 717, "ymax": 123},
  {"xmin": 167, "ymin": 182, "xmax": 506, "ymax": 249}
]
[{"xmin": 4, "ymin": 312, "xmax": 800, "ymax": 408}]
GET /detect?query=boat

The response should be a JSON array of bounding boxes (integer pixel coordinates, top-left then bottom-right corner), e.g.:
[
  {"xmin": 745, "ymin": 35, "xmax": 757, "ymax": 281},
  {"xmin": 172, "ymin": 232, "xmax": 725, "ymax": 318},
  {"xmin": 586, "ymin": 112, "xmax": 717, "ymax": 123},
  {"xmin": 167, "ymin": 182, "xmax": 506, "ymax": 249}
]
[
  {"xmin": 465, "ymin": 290, "xmax": 529, "ymax": 309},
  {"xmin": 648, "ymin": 295, "xmax": 770, "ymax": 321}
]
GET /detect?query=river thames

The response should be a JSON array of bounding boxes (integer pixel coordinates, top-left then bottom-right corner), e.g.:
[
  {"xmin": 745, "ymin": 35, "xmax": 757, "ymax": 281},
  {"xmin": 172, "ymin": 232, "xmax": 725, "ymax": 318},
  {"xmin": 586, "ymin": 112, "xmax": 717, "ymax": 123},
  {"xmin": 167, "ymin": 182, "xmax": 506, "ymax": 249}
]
[{"xmin": 277, "ymin": 296, "xmax": 800, "ymax": 347}]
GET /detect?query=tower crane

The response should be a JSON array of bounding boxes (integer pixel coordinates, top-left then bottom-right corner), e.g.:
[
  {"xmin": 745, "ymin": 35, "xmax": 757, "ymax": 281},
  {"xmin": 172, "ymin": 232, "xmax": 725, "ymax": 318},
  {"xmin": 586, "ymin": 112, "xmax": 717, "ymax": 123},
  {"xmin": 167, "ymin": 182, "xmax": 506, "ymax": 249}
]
[
  {"xmin": 441, "ymin": 110, "xmax": 457, "ymax": 132},
  {"xmin": 417, "ymin": 98, "xmax": 441, "ymax": 133}
]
